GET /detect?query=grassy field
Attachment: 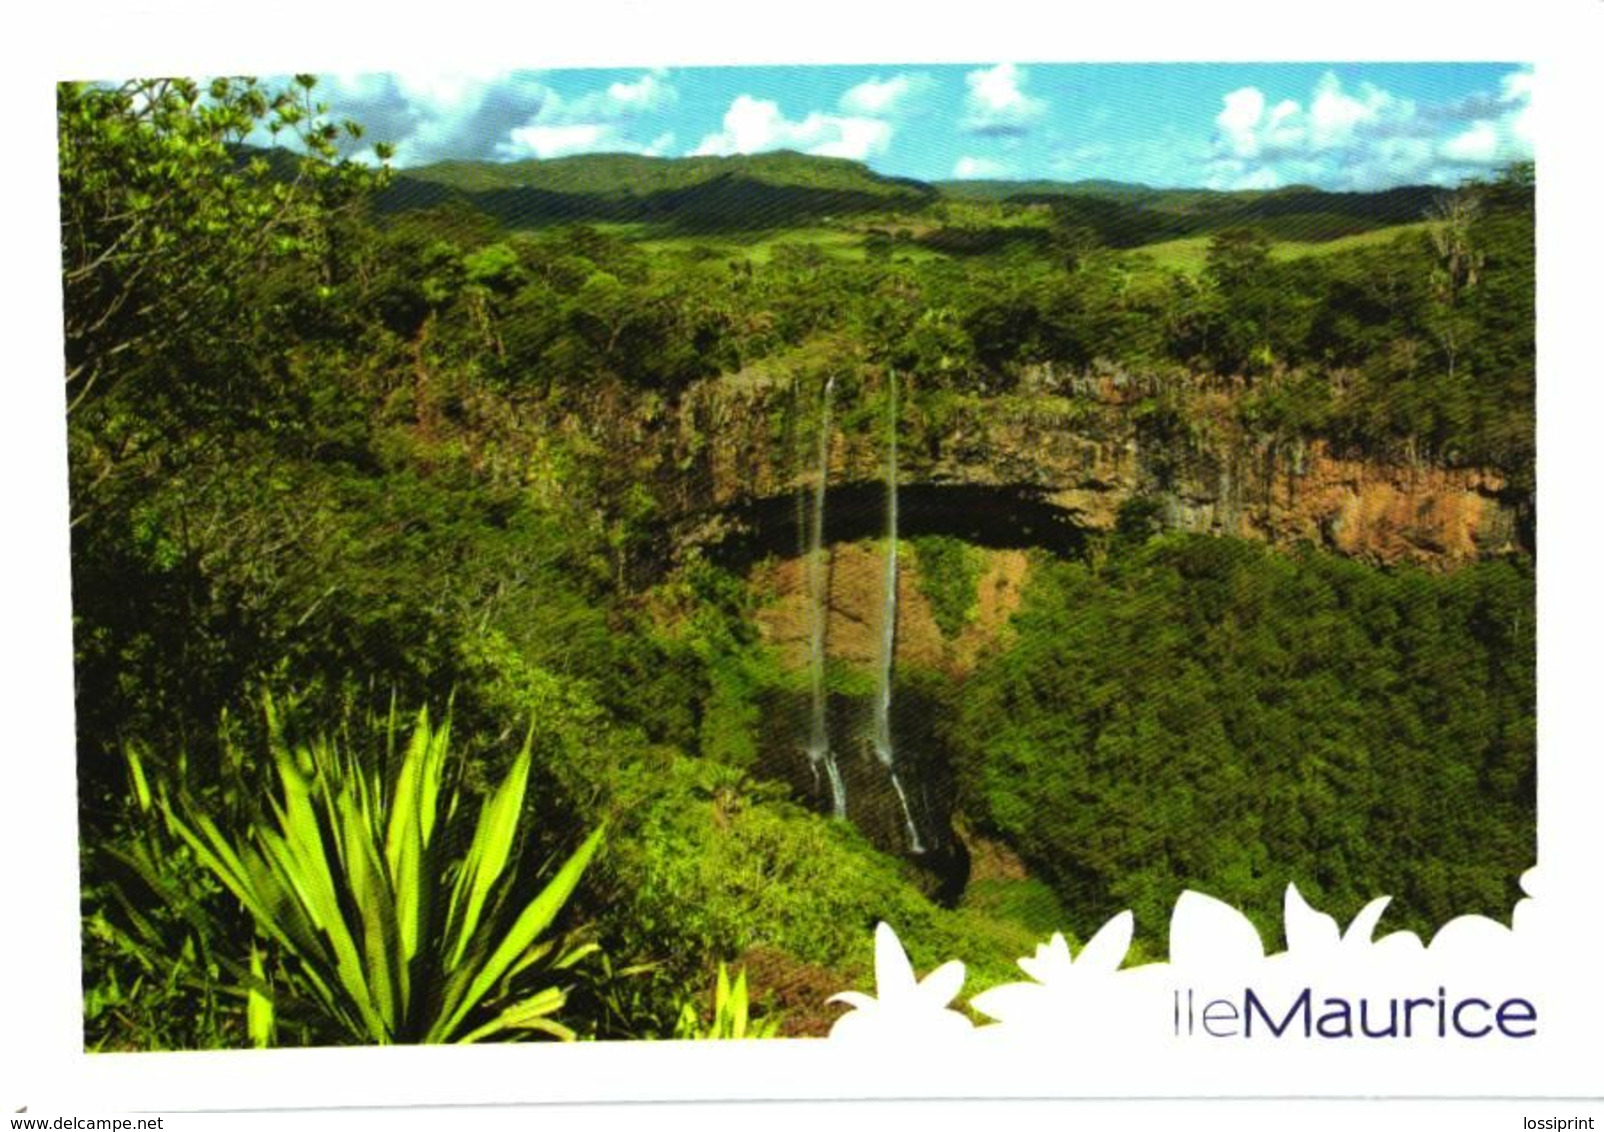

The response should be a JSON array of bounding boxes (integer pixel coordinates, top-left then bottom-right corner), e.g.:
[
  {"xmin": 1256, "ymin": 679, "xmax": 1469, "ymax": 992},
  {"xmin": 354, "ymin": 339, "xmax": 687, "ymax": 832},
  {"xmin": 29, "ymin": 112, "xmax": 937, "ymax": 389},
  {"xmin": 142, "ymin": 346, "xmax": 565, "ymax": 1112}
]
[
  {"xmin": 583, "ymin": 220, "xmax": 950, "ymax": 266},
  {"xmin": 1121, "ymin": 220, "xmax": 1439, "ymax": 278},
  {"xmin": 603, "ymin": 216, "xmax": 1439, "ymax": 274},
  {"xmin": 581, "ymin": 214, "xmax": 1441, "ymax": 277}
]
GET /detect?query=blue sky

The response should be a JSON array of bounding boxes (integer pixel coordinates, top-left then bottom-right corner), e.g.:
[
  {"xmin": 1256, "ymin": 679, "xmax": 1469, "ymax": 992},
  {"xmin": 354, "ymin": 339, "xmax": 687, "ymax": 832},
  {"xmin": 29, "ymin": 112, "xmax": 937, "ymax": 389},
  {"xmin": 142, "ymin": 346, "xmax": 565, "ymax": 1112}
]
[{"xmin": 313, "ymin": 62, "xmax": 1531, "ymax": 190}]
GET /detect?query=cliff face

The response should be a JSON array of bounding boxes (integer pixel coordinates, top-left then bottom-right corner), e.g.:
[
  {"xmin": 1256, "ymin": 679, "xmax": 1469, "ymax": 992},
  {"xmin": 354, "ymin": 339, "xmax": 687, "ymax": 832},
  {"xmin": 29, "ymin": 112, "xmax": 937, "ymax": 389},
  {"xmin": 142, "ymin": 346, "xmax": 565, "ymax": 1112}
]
[
  {"xmin": 751, "ymin": 543, "xmax": 1028, "ymax": 679},
  {"xmin": 668, "ymin": 369, "xmax": 1529, "ymax": 569}
]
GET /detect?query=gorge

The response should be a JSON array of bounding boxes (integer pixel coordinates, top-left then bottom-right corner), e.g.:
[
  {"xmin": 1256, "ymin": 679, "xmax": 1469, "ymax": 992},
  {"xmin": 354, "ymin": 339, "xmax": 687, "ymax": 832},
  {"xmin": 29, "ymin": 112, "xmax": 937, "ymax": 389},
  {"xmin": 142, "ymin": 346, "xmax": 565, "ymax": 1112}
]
[
  {"xmin": 652, "ymin": 357, "xmax": 1534, "ymax": 906},
  {"xmin": 671, "ymin": 363, "xmax": 1529, "ymax": 574}
]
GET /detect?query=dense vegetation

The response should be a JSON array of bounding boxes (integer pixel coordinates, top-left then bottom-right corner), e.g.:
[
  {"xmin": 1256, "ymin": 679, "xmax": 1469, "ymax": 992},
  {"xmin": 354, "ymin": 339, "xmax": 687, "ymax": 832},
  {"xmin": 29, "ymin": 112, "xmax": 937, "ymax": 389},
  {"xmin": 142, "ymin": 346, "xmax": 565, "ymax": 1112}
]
[
  {"xmin": 951, "ymin": 535, "xmax": 1534, "ymax": 952},
  {"xmin": 385, "ymin": 150, "xmax": 935, "ymax": 230},
  {"xmin": 62, "ymin": 77, "xmax": 1534, "ymax": 1049}
]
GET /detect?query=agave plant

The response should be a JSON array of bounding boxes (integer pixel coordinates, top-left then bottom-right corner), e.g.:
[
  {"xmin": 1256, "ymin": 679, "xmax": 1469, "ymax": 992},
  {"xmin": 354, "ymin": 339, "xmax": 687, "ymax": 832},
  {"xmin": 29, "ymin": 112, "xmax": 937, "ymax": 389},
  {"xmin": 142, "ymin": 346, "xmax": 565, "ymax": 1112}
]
[
  {"xmin": 137, "ymin": 702, "xmax": 603, "ymax": 1044},
  {"xmin": 674, "ymin": 963, "xmax": 780, "ymax": 1040}
]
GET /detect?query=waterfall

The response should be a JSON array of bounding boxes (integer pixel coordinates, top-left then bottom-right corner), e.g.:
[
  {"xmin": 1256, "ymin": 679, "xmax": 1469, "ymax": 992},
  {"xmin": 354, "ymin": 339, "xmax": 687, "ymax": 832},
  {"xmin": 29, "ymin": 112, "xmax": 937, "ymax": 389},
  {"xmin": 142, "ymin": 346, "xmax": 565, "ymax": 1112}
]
[
  {"xmin": 806, "ymin": 376, "xmax": 846, "ymax": 818},
  {"xmin": 793, "ymin": 376, "xmax": 807, "ymax": 563},
  {"xmin": 874, "ymin": 372, "xmax": 924, "ymax": 853},
  {"xmin": 889, "ymin": 773, "xmax": 921, "ymax": 854},
  {"xmin": 872, "ymin": 377, "xmax": 898, "ymax": 771}
]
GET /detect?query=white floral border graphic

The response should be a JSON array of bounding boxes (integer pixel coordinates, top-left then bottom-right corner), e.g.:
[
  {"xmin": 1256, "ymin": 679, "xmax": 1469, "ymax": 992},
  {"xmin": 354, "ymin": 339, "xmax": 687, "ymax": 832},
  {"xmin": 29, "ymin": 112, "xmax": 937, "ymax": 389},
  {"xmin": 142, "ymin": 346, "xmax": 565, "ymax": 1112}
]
[{"xmin": 826, "ymin": 868, "xmax": 1543, "ymax": 1042}]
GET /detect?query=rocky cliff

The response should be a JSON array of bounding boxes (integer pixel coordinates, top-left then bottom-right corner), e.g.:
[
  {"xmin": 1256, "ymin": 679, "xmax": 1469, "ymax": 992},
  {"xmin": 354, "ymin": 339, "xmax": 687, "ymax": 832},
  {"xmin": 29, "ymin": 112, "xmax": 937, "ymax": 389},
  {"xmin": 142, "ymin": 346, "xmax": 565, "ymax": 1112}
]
[
  {"xmin": 666, "ymin": 366, "xmax": 1529, "ymax": 569},
  {"xmin": 752, "ymin": 543, "xmax": 1028, "ymax": 680}
]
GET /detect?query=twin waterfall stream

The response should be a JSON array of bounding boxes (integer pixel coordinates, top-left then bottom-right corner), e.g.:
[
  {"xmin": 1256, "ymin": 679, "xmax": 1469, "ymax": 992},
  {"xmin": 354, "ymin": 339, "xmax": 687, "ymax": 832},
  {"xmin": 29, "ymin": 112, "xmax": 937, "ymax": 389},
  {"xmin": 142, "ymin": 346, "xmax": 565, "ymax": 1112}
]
[
  {"xmin": 802, "ymin": 372, "xmax": 924, "ymax": 854},
  {"xmin": 804, "ymin": 376, "xmax": 847, "ymax": 819}
]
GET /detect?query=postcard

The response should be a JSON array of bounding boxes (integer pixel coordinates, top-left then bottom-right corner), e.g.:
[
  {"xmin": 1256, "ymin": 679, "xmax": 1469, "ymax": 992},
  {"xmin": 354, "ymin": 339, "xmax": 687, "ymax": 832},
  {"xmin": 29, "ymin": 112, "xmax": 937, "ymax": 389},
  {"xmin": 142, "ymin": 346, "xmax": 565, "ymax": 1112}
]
[{"xmin": 7, "ymin": 0, "xmax": 1602, "ymax": 1123}]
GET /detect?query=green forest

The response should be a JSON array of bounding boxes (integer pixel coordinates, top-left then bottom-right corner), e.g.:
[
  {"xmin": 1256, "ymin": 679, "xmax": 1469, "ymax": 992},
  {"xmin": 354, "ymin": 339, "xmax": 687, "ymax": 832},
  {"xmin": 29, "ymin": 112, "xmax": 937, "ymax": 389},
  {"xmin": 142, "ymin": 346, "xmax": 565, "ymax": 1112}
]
[{"xmin": 62, "ymin": 76, "xmax": 1534, "ymax": 1048}]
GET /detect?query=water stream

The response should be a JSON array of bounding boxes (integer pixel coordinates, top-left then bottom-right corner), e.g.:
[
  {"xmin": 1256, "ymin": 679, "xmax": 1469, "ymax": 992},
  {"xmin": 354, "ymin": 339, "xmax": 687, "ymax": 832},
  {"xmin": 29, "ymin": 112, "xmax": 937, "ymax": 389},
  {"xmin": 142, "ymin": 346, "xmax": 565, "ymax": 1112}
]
[
  {"xmin": 875, "ymin": 372, "xmax": 924, "ymax": 853},
  {"xmin": 805, "ymin": 376, "xmax": 846, "ymax": 818}
]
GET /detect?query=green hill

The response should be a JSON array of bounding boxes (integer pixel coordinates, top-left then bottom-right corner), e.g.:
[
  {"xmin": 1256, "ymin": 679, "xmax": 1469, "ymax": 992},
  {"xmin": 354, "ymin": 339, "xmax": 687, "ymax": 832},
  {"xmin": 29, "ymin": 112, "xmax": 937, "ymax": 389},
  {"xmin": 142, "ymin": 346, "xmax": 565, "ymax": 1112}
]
[
  {"xmin": 1006, "ymin": 181, "xmax": 1443, "ymax": 243},
  {"xmin": 936, "ymin": 177, "xmax": 1158, "ymax": 202},
  {"xmin": 379, "ymin": 149, "xmax": 937, "ymax": 232},
  {"xmin": 364, "ymin": 147, "xmax": 1450, "ymax": 247}
]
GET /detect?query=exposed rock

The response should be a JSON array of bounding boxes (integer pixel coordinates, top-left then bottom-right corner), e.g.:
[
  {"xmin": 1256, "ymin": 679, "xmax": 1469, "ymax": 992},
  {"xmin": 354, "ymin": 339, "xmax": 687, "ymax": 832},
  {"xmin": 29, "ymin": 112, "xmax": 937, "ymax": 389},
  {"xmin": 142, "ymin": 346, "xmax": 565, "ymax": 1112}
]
[
  {"xmin": 752, "ymin": 543, "xmax": 1027, "ymax": 677},
  {"xmin": 668, "ymin": 371, "xmax": 1529, "ymax": 570},
  {"xmin": 1254, "ymin": 444, "xmax": 1517, "ymax": 564}
]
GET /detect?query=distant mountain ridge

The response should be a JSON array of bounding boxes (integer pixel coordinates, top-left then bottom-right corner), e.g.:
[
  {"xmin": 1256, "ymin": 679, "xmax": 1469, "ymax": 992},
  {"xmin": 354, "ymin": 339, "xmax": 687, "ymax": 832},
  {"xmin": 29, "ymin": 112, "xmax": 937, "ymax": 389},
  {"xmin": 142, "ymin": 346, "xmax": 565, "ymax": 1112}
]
[
  {"xmin": 1004, "ymin": 182, "xmax": 1443, "ymax": 245},
  {"xmin": 379, "ymin": 149, "xmax": 936, "ymax": 231},
  {"xmin": 936, "ymin": 178, "xmax": 1161, "ymax": 201},
  {"xmin": 335, "ymin": 148, "xmax": 1449, "ymax": 241}
]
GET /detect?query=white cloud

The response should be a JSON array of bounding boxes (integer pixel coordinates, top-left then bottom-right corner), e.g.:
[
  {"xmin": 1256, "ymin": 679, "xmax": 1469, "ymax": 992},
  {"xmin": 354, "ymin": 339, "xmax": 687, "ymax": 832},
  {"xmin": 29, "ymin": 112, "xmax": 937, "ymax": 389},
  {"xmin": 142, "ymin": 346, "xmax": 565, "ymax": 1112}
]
[
  {"xmin": 1510, "ymin": 100, "xmax": 1533, "ymax": 151},
  {"xmin": 1216, "ymin": 87, "xmax": 1267, "ymax": 158},
  {"xmin": 606, "ymin": 70, "xmax": 676, "ymax": 113},
  {"xmin": 483, "ymin": 70, "xmax": 679, "ymax": 161},
  {"xmin": 952, "ymin": 155, "xmax": 1009, "ymax": 180},
  {"xmin": 693, "ymin": 94, "xmax": 892, "ymax": 161},
  {"xmin": 1205, "ymin": 68, "xmax": 1532, "ymax": 190},
  {"xmin": 310, "ymin": 69, "xmax": 681, "ymax": 166},
  {"xmin": 1501, "ymin": 66, "xmax": 1535, "ymax": 154},
  {"xmin": 1440, "ymin": 120, "xmax": 1501, "ymax": 165},
  {"xmin": 1262, "ymin": 99, "xmax": 1303, "ymax": 151},
  {"xmin": 498, "ymin": 123, "xmax": 613, "ymax": 159},
  {"xmin": 1432, "ymin": 67, "xmax": 1530, "ymax": 172},
  {"xmin": 962, "ymin": 63, "xmax": 1047, "ymax": 135},
  {"xmin": 1307, "ymin": 73, "xmax": 1397, "ymax": 149},
  {"xmin": 496, "ymin": 123, "xmax": 677, "ymax": 161},
  {"xmin": 326, "ymin": 72, "xmax": 398, "ymax": 104},
  {"xmin": 387, "ymin": 70, "xmax": 511, "ymax": 115},
  {"xmin": 1500, "ymin": 68, "xmax": 1534, "ymax": 105},
  {"xmin": 839, "ymin": 73, "xmax": 929, "ymax": 117},
  {"xmin": 1216, "ymin": 73, "xmax": 1413, "ymax": 164},
  {"xmin": 533, "ymin": 68, "xmax": 677, "ymax": 125},
  {"xmin": 312, "ymin": 69, "xmax": 549, "ymax": 166}
]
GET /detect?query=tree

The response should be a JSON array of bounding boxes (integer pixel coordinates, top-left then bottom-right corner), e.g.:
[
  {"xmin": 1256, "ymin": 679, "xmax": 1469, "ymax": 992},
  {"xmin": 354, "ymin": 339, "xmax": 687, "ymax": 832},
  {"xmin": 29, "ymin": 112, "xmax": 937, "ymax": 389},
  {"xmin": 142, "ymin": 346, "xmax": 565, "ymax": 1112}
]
[
  {"xmin": 58, "ymin": 76, "xmax": 389, "ymax": 525},
  {"xmin": 1424, "ymin": 187, "xmax": 1485, "ymax": 383},
  {"xmin": 59, "ymin": 76, "xmax": 393, "ymax": 800},
  {"xmin": 1202, "ymin": 228, "xmax": 1279, "ymax": 375},
  {"xmin": 1204, "ymin": 227, "xmax": 1272, "ymax": 293}
]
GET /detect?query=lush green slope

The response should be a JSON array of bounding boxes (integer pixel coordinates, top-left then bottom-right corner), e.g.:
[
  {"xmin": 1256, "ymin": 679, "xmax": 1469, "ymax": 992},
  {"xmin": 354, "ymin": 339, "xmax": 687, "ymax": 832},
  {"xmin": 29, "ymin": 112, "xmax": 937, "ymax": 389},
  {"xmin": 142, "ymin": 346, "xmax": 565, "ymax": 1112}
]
[
  {"xmin": 935, "ymin": 177, "xmax": 1158, "ymax": 201},
  {"xmin": 380, "ymin": 149, "xmax": 936, "ymax": 231},
  {"xmin": 379, "ymin": 149, "xmax": 1445, "ymax": 245},
  {"xmin": 1124, "ymin": 220, "xmax": 1440, "ymax": 277},
  {"xmin": 951, "ymin": 535, "xmax": 1535, "ymax": 952},
  {"xmin": 405, "ymin": 149, "xmax": 930, "ymax": 197}
]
